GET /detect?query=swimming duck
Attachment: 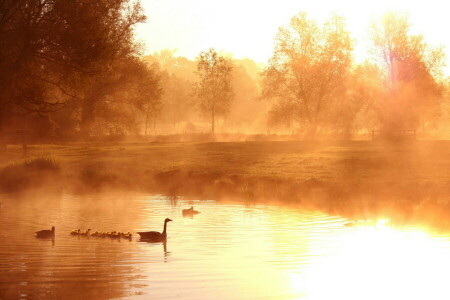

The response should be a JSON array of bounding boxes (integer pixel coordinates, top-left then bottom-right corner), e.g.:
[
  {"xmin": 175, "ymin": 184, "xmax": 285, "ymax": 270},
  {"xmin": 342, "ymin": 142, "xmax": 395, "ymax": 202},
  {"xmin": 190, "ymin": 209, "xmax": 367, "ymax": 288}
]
[
  {"xmin": 70, "ymin": 229, "xmax": 81, "ymax": 235},
  {"xmin": 138, "ymin": 218, "xmax": 172, "ymax": 242},
  {"xmin": 36, "ymin": 226, "xmax": 55, "ymax": 238},
  {"xmin": 80, "ymin": 229, "xmax": 91, "ymax": 237},
  {"xmin": 182, "ymin": 206, "xmax": 200, "ymax": 216}
]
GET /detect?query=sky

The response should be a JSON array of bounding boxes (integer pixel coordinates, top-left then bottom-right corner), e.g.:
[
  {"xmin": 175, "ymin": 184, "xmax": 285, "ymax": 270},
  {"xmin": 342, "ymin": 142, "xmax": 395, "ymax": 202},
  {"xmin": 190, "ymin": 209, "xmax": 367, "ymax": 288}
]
[{"xmin": 135, "ymin": 0, "xmax": 450, "ymax": 69}]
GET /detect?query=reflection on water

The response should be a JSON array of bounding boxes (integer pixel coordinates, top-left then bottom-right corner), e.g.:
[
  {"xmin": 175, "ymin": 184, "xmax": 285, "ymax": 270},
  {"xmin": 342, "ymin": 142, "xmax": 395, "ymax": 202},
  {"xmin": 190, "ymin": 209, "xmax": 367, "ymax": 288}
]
[{"xmin": 1, "ymin": 193, "xmax": 450, "ymax": 299}]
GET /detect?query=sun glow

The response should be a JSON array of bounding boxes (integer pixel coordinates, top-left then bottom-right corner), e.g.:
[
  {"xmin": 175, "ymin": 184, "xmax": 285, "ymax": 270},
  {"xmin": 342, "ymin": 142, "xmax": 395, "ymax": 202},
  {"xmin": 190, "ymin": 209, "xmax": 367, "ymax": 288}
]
[
  {"xmin": 290, "ymin": 222, "xmax": 450, "ymax": 300},
  {"xmin": 137, "ymin": 0, "xmax": 450, "ymax": 69}
]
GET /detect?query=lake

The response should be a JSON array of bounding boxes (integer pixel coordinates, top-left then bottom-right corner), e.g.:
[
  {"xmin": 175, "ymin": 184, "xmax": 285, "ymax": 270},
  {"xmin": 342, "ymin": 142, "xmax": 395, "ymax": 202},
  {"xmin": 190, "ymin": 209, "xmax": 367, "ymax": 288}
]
[{"xmin": 1, "ymin": 192, "xmax": 450, "ymax": 300}]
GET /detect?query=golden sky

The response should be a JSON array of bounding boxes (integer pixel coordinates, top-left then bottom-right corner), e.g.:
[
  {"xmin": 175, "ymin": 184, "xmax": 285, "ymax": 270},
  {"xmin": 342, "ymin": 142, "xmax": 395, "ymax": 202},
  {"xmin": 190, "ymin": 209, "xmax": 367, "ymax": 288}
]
[{"xmin": 136, "ymin": 0, "xmax": 450, "ymax": 68}]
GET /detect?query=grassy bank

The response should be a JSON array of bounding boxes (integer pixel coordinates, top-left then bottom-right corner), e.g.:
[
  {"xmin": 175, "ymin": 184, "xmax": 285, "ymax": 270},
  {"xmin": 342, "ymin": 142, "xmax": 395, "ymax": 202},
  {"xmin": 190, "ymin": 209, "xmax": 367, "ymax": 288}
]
[{"xmin": 2, "ymin": 140, "xmax": 450, "ymax": 229}]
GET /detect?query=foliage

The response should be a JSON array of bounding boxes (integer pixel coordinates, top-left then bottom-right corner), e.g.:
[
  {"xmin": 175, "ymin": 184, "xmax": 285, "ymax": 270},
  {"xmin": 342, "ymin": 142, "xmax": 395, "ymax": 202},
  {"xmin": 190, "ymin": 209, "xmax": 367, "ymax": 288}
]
[
  {"xmin": 261, "ymin": 12, "xmax": 353, "ymax": 136},
  {"xmin": 193, "ymin": 49, "xmax": 234, "ymax": 134},
  {"xmin": 371, "ymin": 12, "xmax": 445, "ymax": 135},
  {"xmin": 0, "ymin": 0, "xmax": 153, "ymax": 139}
]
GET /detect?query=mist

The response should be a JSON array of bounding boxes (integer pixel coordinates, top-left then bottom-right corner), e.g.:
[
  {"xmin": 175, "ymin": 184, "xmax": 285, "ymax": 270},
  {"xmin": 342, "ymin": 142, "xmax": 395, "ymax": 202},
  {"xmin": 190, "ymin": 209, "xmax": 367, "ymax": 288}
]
[{"xmin": 3, "ymin": 2, "xmax": 450, "ymax": 299}]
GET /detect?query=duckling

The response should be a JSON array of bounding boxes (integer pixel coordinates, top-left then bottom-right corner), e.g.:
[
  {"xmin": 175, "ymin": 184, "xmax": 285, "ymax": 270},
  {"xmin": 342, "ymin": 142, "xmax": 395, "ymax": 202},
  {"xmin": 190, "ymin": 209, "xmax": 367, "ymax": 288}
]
[
  {"xmin": 122, "ymin": 232, "xmax": 133, "ymax": 239},
  {"xmin": 70, "ymin": 229, "xmax": 81, "ymax": 235},
  {"xmin": 182, "ymin": 206, "xmax": 200, "ymax": 216},
  {"xmin": 36, "ymin": 226, "xmax": 55, "ymax": 239},
  {"xmin": 80, "ymin": 229, "xmax": 91, "ymax": 237},
  {"xmin": 91, "ymin": 231, "xmax": 100, "ymax": 237}
]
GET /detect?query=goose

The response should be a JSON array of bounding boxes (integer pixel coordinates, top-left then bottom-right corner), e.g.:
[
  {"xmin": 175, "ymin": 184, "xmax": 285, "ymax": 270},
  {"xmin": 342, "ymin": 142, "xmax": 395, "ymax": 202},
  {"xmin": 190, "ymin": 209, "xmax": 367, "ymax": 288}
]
[
  {"xmin": 138, "ymin": 218, "xmax": 172, "ymax": 242},
  {"xmin": 36, "ymin": 226, "xmax": 55, "ymax": 238},
  {"xmin": 70, "ymin": 229, "xmax": 81, "ymax": 235},
  {"xmin": 182, "ymin": 206, "xmax": 200, "ymax": 216},
  {"xmin": 80, "ymin": 229, "xmax": 91, "ymax": 237}
]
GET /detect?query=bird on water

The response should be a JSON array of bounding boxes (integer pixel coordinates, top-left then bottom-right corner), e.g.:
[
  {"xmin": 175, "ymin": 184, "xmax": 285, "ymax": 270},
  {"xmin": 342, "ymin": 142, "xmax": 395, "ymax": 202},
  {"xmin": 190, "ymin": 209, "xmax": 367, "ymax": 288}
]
[
  {"xmin": 138, "ymin": 218, "xmax": 172, "ymax": 242},
  {"xmin": 182, "ymin": 206, "xmax": 200, "ymax": 216},
  {"xmin": 36, "ymin": 226, "xmax": 55, "ymax": 238}
]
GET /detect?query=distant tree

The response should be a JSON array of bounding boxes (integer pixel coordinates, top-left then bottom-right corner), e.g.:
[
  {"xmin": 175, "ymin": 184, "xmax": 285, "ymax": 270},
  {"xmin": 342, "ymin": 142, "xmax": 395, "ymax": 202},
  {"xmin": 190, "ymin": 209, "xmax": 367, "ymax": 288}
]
[
  {"xmin": 261, "ymin": 12, "xmax": 353, "ymax": 137},
  {"xmin": 146, "ymin": 51, "xmax": 196, "ymax": 132},
  {"xmin": 331, "ymin": 62, "xmax": 383, "ymax": 138},
  {"xmin": 227, "ymin": 61, "xmax": 265, "ymax": 131},
  {"xmin": 193, "ymin": 49, "xmax": 234, "ymax": 134},
  {"xmin": 371, "ymin": 12, "xmax": 445, "ymax": 135}
]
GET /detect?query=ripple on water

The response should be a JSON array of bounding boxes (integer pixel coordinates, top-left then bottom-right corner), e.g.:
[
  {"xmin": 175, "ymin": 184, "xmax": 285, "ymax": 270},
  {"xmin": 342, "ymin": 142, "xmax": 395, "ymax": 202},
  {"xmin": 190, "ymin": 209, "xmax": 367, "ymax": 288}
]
[{"xmin": 1, "ymin": 193, "xmax": 450, "ymax": 299}]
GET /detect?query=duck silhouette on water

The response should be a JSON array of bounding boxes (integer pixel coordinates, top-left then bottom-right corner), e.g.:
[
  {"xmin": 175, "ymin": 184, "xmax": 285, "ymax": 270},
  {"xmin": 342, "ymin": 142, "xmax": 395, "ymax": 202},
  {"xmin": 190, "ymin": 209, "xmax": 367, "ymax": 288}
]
[
  {"xmin": 182, "ymin": 207, "xmax": 200, "ymax": 217},
  {"xmin": 138, "ymin": 218, "xmax": 172, "ymax": 242},
  {"xmin": 36, "ymin": 226, "xmax": 55, "ymax": 239}
]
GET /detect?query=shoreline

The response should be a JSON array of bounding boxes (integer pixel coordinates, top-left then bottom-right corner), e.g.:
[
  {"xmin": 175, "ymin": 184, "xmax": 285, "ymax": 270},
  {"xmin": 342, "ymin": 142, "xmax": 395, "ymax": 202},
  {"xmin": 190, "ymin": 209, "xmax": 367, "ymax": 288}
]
[{"xmin": 2, "ymin": 140, "xmax": 450, "ymax": 231}]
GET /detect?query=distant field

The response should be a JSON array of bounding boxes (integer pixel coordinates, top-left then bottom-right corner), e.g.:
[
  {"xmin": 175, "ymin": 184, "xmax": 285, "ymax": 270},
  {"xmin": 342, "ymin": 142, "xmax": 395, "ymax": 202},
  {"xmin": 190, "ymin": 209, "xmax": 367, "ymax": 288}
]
[{"xmin": 3, "ymin": 140, "xmax": 450, "ymax": 229}]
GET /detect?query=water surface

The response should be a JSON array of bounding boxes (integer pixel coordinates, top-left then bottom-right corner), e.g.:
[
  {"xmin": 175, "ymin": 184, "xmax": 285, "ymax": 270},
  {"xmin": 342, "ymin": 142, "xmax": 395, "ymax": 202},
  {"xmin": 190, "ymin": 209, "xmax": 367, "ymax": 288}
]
[{"xmin": 1, "ymin": 193, "xmax": 450, "ymax": 299}]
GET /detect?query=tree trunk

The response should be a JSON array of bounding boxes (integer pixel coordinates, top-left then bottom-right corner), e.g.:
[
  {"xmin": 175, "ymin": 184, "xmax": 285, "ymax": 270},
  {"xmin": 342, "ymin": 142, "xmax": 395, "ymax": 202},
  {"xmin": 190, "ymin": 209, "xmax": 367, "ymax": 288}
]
[
  {"xmin": 145, "ymin": 107, "xmax": 150, "ymax": 136},
  {"xmin": 0, "ymin": 108, "xmax": 5, "ymax": 150},
  {"xmin": 211, "ymin": 105, "xmax": 215, "ymax": 134},
  {"xmin": 80, "ymin": 99, "xmax": 95, "ymax": 138}
]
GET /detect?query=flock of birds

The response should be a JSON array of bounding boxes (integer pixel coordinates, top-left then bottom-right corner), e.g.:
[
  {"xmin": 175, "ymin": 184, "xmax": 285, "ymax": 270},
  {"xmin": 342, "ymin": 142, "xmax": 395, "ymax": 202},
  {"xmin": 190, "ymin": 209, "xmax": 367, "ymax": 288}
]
[
  {"xmin": 35, "ymin": 206, "xmax": 201, "ymax": 242},
  {"xmin": 70, "ymin": 229, "xmax": 133, "ymax": 239}
]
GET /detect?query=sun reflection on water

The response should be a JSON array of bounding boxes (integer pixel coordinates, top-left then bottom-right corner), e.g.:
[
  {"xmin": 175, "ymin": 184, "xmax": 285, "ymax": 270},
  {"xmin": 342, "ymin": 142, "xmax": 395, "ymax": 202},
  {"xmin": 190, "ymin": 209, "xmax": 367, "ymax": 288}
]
[{"xmin": 290, "ymin": 221, "xmax": 450, "ymax": 300}]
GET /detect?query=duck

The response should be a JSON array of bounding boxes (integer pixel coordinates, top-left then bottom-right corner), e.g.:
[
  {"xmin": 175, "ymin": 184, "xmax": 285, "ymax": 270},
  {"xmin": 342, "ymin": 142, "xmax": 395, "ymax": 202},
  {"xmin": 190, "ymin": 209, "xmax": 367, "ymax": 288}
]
[
  {"xmin": 138, "ymin": 218, "xmax": 172, "ymax": 242},
  {"xmin": 91, "ymin": 231, "xmax": 100, "ymax": 237},
  {"xmin": 36, "ymin": 226, "xmax": 55, "ymax": 239},
  {"xmin": 80, "ymin": 229, "xmax": 91, "ymax": 237},
  {"xmin": 70, "ymin": 229, "xmax": 81, "ymax": 235},
  {"xmin": 182, "ymin": 206, "xmax": 200, "ymax": 216}
]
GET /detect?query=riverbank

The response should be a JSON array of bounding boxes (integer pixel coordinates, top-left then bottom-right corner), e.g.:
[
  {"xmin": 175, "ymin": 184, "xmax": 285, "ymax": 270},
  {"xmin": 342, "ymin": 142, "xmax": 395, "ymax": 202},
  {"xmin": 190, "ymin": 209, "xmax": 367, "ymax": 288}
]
[{"xmin": 2, "ymin": 140, "xmax": 450, "ymax": 230}]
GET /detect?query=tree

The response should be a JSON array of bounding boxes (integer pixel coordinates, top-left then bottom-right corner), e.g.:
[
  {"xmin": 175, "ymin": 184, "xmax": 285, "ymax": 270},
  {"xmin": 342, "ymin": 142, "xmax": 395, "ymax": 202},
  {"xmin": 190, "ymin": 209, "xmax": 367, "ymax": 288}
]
[
  {"xmin": 331, "ymin": 62, "xmax": 383, "ymax": 138},
  {"xmin": 371, "ymin": 12, "xmax": 445, "ymax": 135},
  {"xmin": 193, "ymin": 49, "xmax": 234, "ymax": 134},
  {"xmin": 261, "ymin": 12, "xmax": 353, "ymax": 137},
  {"xmin": 146, "ymin": 51, "xmax": 196, "ymax": 132},
  {"xmin": 0, "ymin": 0, "xmax": 147, "ymax": 140}
]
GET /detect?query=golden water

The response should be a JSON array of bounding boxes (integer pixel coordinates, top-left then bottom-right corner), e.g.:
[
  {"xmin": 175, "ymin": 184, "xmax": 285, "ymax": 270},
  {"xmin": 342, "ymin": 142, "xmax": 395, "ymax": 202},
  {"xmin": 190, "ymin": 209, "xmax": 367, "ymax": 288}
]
[{"xmin": 1, "ymin": 193, "xmax": 450, "ymax": 299}]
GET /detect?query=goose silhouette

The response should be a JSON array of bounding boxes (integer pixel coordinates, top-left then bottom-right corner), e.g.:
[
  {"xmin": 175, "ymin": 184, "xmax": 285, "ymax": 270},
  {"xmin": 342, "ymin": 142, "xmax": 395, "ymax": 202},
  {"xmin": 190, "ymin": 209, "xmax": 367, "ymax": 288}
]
[{"xmin": 138, "ymin": 218, "xmax": 172, "ymax": 242}]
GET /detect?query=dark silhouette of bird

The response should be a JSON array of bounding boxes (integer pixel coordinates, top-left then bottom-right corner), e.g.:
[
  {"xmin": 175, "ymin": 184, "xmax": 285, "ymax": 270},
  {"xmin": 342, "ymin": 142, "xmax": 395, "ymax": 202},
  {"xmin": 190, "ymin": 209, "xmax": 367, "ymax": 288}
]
[
  {"xmin": 80, "ymin": 229, "xmax": 91, "ymax": 237},
  {"xmin": 36, "ymin": 226, "xmax": 55, "ymax": 238},
  {"xmin": 70, "ymin": 229, "xmax": 81, "ymax": 235},
  {"xmin": 138, "ymin": 218, "xmax": 172, "ymax": 242},
  {"xmin": 182, "ymin": 206, "xmax": 200, "ymax": 216}
]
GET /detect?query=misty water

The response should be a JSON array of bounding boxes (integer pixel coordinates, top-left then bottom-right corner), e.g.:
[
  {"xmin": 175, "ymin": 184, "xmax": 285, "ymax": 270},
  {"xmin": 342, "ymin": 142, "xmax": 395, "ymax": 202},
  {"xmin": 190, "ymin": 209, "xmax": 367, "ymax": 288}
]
[{"xmin": 2, "ymin": 193, "xmax": 450, "ymax": 300}]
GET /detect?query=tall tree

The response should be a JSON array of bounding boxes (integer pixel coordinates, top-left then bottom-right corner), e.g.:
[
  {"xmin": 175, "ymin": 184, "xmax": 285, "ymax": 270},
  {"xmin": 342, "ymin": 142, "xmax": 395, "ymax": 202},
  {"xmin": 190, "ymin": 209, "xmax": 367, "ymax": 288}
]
[
  {"xmin": 193, "ymin": 49, "xmax": 234, "ymax": 134},
  {"xmin": 0, "ymin": 0, "xmax": 147, "ymax": 140},
  {"xmin": 261, "ymin": 12, "xmax": 353, "ymax": 137},
  {"xmin": 371, "ymin": 12, "xmax": 445, "ymax": 135},
  {"xmin": 146, "ymin": 51, "xmax": 196, "ymax": 132}
]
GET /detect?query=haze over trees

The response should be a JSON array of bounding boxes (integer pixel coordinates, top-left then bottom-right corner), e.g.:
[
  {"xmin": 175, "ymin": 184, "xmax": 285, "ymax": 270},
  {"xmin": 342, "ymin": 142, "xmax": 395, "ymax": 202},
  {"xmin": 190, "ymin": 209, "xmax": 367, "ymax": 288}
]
[
  {"xmin": 0, "ymin": 0, "xmax": 160, "ymax": 142},
  {"xmin": 1, "ymin": 3, "xmax": 449, "ymax": 141},
  {"xmin": 193, "ymin": 49, "xmax": 234, "ymax": 134},
  {"xmin": 371, "ymin": 12, "xmax": 445, "ymax": 137},
  {"xmin": 261, "ymin": 13, "xmax": 353, "ymax": 137}
]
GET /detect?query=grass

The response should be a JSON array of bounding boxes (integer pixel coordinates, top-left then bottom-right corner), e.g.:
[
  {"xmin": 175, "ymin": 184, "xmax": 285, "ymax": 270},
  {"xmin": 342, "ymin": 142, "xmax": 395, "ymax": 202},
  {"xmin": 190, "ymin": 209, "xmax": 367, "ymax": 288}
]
[
  {"xmin": 0, "ymin": 157, "xmax": 60, "ymax": 192},
  {"xmin": 2, "ymin": 140, "xmax": 450, "ymax": 229}
]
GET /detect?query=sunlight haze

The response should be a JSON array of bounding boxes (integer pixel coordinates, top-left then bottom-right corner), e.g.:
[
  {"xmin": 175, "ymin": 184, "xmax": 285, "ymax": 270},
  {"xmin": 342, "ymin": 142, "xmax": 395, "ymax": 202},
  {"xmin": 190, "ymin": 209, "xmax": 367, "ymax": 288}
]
[{"xmin": 137, "ymin": 0, "xmax": 450, "ymax": 70}]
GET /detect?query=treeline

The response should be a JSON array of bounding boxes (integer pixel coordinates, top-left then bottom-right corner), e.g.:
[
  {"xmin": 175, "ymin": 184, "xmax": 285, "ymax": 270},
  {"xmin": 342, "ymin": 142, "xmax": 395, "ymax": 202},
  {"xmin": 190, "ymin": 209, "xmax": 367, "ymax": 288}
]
[
  {"xmin": 0, "ymin": 0, "xmax": 159, "ymax": 142},
  {"xmin": 147, "ymin": 12, "xmax": 450, "ymax": 139},
  {"xmin": 262, "ymin": 12, "xmax": 447, "ymax": 139},
  {"xmin": 1, "ymin": 3, "xmax": 449, "ymax": 142}
]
